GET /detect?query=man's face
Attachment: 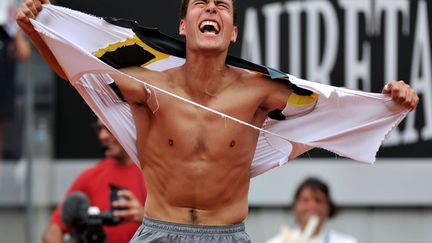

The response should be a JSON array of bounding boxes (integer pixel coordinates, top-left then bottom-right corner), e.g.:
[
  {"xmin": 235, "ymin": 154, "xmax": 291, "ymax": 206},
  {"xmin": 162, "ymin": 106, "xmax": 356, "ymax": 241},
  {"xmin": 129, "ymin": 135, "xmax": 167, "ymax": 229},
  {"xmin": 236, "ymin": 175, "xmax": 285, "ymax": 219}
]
[
  {"xmin": 294, "ymin": 187, "xmax": 330, "ymax": 228},
  {"xmin": 179, "ymin": 0, "xmax": 238, "ymax": 53},
  {"xmin": 96, "ymin": 121, "xmax": 126, "ymax": 160}
]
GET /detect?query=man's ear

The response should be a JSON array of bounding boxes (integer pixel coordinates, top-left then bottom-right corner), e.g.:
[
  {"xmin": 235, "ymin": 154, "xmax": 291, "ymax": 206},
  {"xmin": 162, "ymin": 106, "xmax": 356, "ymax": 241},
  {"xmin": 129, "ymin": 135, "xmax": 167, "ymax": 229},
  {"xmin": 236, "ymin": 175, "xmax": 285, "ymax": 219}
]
[
  {"xmin": 230, "ymin": 25, "xmax": 238, "ymax": 43},
  {"xmin": 179, "ymin": 19, "xmax": 186, "ymax": 36}
]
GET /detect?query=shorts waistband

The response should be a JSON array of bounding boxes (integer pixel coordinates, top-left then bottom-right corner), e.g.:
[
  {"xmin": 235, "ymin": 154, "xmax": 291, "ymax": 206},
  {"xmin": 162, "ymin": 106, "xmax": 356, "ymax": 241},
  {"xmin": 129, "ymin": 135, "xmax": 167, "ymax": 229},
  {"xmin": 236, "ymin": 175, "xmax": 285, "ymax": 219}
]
[{"xmin": 143, "ymin": 216, "xmax": 245, "ymax": 235}]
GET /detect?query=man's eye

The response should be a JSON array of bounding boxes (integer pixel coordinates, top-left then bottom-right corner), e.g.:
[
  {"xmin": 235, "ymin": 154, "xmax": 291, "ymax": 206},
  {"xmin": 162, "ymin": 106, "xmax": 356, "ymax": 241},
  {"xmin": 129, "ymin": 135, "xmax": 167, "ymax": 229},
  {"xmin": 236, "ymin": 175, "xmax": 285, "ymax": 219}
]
[
  {"xmin": 220, "ymin": 4, "xmax": 229, "ymax": 9},
  {"xmin": 217, "ymin": 2, "xmax": 229, "ymax": 9},
  {"xmin": 194, "ymin": 0, "xmax": 206, "ymax": 5}
]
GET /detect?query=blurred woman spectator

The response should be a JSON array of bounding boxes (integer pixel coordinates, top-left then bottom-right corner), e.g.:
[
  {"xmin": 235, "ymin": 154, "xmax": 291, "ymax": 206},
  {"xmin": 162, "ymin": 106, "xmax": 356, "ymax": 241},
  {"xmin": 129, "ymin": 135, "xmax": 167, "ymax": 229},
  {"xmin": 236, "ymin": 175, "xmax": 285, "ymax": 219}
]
[{"xmin": 266, "ymin": 177, "xmax": 358, "ymax": 243}]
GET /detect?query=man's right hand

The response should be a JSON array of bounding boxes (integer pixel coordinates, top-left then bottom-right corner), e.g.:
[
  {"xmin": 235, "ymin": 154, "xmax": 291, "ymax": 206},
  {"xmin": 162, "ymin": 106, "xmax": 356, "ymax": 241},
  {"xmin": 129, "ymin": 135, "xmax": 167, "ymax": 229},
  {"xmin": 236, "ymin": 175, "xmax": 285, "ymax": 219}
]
[
  {"xmin": 15, "ymin": 0, "xmax": 68, "ymax": 80},
  {"xmin": 16, "ymin": 0, "xmax": 50, "ymax": 34}
]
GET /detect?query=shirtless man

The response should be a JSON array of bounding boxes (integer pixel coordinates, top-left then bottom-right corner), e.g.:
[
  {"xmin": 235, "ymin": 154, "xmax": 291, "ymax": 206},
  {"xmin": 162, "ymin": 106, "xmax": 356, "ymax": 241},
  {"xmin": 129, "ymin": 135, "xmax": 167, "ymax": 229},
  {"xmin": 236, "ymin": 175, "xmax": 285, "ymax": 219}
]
[{"xmin": 17, "ymin": 0, "xmax": 419, "ymax": 242}]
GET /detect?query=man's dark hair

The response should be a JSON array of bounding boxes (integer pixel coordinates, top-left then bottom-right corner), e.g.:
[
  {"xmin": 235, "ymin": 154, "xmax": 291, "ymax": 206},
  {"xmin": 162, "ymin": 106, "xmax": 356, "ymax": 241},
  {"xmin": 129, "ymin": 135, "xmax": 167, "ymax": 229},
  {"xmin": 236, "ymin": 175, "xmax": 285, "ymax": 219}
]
[
  {"xmin": 293, "ymin": 177, "xmax": 338, "ymax": 218},
  {"xmin": 180, "ymin": 0, "xmax": 238, "ymax": 25}
]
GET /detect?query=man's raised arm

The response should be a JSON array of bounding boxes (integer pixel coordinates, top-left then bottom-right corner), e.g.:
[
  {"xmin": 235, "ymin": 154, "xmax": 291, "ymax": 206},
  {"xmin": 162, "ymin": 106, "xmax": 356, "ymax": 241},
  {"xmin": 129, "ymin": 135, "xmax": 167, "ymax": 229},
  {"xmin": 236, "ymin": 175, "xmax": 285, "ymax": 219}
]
[{"xmin": 16, "ymin": 0, "xmax": 67, "ymax": 80}]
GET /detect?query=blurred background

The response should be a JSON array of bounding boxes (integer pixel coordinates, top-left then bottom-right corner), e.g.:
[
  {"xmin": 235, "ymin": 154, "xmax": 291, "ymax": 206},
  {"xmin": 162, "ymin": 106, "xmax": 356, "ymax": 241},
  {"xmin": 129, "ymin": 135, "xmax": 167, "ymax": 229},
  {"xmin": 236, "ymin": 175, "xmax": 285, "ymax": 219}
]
[{"xmin": 0, "ymin": 0, "xmax": 431, "ymax": 242}]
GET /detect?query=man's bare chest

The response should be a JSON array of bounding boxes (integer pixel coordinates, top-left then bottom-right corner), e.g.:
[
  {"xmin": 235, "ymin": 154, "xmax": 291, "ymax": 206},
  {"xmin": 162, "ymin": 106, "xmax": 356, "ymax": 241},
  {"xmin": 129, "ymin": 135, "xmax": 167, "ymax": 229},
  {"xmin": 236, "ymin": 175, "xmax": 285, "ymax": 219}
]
[{"xmin": 153, "ymin": 88, "xmax": 262, "ymax": 122}]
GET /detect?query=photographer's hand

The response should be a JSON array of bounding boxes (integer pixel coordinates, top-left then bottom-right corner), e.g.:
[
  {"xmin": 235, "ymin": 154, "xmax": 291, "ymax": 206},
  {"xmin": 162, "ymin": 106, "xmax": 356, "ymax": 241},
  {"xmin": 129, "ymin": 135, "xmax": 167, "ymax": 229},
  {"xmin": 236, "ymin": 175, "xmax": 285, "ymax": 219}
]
[{"xmin": 112, "ymin": 190, "xmax": 144, "ymax": 223}]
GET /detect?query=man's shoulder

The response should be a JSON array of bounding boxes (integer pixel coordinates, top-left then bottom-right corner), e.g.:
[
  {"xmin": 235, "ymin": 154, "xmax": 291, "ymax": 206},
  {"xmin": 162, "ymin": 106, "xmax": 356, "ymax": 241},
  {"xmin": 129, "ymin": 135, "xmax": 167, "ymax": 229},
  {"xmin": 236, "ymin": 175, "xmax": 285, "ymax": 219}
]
[
  {"xmin": 228, "ymin": 66, "xmax": 272, "ymax": 88},
  {"xmin": 121, "ymin": 66, "xmax": 169, "ymax": 80}
]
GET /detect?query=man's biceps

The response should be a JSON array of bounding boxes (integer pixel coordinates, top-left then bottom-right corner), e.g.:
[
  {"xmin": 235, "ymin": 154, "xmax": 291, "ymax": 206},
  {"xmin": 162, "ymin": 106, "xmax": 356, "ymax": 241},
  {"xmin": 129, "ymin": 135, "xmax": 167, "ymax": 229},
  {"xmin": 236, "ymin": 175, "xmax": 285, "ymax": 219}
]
[{"xmin": 110, "ymin": 79, "xmax": 150, "ymax": 103}]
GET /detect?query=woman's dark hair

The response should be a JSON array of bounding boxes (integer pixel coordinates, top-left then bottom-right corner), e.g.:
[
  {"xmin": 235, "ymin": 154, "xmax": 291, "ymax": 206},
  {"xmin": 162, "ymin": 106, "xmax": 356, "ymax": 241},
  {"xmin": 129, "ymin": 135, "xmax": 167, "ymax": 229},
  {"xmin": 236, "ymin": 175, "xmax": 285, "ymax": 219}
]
[
  {"xmin": 293, "ymin": 177, "xmax": 338, "ymax": 218},
  {"xmin": 180, "ymin": 0, "xmax": 238, "ymax": 25}
]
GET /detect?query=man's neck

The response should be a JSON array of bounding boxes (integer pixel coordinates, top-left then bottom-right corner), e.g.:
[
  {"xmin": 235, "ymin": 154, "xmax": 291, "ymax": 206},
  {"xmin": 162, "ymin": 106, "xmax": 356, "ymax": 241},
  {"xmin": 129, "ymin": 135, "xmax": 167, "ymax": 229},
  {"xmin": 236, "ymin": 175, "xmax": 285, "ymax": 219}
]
[{"xmin": 181, "ymin": 50, "xmax": 231, "ymax": 98}]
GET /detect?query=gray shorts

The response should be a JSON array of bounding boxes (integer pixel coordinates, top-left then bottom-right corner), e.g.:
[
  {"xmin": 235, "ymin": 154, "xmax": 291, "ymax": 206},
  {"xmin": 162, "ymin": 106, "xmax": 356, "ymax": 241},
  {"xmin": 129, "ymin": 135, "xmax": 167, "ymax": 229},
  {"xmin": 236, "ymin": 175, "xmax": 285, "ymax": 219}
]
[{"xmin": 130, "ymin": 217, "xmax": 251, "ymax": 243}]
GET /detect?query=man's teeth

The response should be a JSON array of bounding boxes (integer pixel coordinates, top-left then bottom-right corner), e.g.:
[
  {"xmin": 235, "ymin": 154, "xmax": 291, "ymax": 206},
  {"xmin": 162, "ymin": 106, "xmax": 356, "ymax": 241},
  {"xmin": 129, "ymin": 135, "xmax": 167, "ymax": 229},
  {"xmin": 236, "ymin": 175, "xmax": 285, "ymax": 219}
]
[{"xmin": 200, "ymin": 21, "xmax": 219, "ymax": 33}]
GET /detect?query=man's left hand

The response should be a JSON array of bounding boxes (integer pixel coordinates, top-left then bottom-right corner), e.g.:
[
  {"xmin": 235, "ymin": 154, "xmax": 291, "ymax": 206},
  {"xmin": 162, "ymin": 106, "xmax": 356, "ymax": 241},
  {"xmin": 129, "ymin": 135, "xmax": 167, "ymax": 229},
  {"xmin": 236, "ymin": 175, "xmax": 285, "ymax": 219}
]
[{"xmin": 382, "ymin": 80, "xmax": 419, "ymax": 111}]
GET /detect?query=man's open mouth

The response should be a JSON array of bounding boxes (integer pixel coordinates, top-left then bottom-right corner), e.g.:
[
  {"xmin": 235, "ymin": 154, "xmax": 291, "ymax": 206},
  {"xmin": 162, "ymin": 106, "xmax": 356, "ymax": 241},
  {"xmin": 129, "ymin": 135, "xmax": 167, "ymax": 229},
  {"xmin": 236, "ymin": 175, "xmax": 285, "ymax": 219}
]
[{"xmin": 199, "ymin": 20, "xmax": 220, "ymax": 34}]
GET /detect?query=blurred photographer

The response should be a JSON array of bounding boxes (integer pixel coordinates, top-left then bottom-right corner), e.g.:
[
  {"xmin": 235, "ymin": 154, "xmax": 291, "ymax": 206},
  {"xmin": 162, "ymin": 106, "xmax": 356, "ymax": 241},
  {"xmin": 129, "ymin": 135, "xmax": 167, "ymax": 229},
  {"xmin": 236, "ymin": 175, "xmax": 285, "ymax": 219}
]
[{"xmin": 42, "ymin": 120, "xmax": 147, "ymax": 243}]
